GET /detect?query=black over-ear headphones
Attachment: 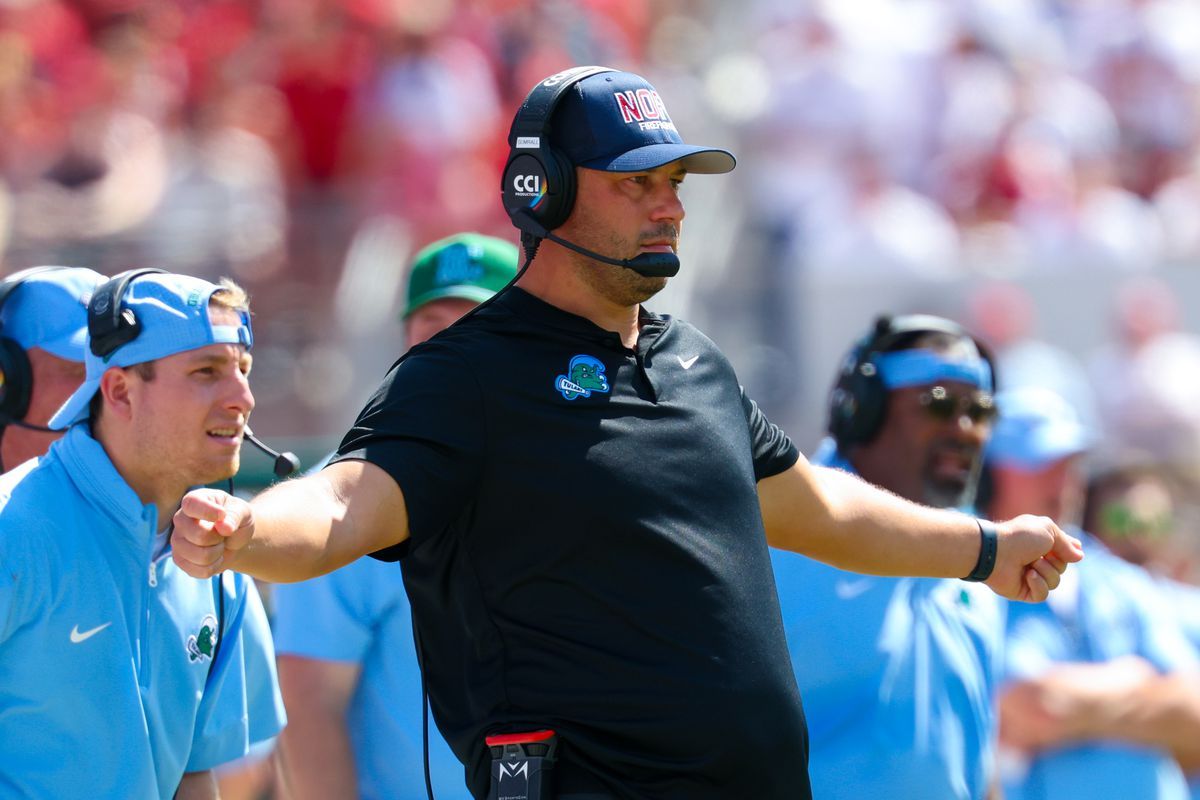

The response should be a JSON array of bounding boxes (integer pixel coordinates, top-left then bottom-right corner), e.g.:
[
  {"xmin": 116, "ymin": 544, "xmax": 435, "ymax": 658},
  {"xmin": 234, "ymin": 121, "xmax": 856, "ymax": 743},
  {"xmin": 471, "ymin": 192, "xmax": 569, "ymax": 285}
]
[
  {"xmin": 828, "ymin": 314, "xmax": 997, "ymax": 449},
  {"xmin": 0, "ymin": 266, "xmax": 74, "ymax": 423},
  {"xmin": 87, "ymin": 268, "xmax": 167, "ymax": 359},
  {"xmin": 501, "ymin": 65, "xmax": 615, "ymax": 241}
]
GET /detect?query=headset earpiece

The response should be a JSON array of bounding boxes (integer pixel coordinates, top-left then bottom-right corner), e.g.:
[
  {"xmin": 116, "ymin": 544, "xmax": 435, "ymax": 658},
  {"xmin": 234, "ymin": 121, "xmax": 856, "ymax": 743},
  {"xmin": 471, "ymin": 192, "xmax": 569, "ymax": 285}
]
[
  {"xmin": 535, "ymin": 146, "xmax": 578, "ymax": 231},
  {"xmin": 88, "ymin": 268, "xmax": 167, "ymax": 359},
  {"xmin": 828, "ymin": 314, "xmax": 998, "ymax": 449},
  {"xmin": 503, "ymin": 145, "xmax": 576, "ymax": 235},
  {"xmin": 0, "ymin": 266, "xmax": 74, "ymax": 423},
  {"xmin": 0, "ymin": 337, "xmax": 33, "ymax": 423},
  {"xmin": 501, "ymin": 66, "xmax": 614, "ymax": 237},
  {"xmin": 828, "ymin": 335, "xmax": 888, "ymax": 448}
]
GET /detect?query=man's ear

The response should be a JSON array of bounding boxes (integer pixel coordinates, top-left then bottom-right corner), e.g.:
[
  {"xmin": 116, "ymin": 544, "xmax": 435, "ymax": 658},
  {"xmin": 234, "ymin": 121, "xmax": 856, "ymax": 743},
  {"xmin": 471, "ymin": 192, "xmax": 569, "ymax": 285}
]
[{"xmin": 98, "ymin": 368, "xmax": 134, "ymax": 422}]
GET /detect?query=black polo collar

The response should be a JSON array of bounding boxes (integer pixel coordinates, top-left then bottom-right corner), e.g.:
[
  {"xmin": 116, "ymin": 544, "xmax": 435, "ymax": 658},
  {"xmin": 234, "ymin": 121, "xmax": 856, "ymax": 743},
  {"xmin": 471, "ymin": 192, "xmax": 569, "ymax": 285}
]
[{"xmin": 496, "ymin": 287, "xmax": 669, "ymax": 353}]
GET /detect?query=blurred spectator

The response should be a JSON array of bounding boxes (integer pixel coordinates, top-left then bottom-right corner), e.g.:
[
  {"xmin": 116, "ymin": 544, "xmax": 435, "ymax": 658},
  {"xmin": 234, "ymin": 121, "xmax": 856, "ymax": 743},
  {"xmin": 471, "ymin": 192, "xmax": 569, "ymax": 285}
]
[
  {"xmin": 1084, "ymin": 462, "xmax": 1200, "ymax": 662},
  {"xmin": 1152, "ymin": 157, "xmax": 1200, "ymax": 264},
  {"xmin": 351, "ymin": 21, "xmax": 505, "ymax": 245},
  {"xmin": 984, "ymin": 386, "xmax": 1200, "ymax": 800},
  {"xmin": 1087, "ymin": 276, "xmax": 1200, "ymax": 467},
  {"xmin": 1084, "ymin": 462, "xmax": 1194, "ymax": 582},
  {"xmin": 966, "ymin": 279, "xmax": 1098, "ymax": 430},
  {"xmin": 801, "ymin": 142, "xmax": 964, "ymax": 281},
  {"xmin": 141, "ymin": 80, "xmax": 289, "ymax": 283}
]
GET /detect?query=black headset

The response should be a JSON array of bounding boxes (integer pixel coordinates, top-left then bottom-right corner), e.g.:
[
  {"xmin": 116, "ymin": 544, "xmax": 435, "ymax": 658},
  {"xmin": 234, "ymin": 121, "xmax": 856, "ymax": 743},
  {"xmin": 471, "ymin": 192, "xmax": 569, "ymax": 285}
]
[
  {"xmin": 828, "ymin": 314, "xmax": 997, "ymax": 449},
  {"xmin": 501, "ymin": 65, "xmax": 615, "ymax": 240},
  {"xmin": 0, "ymin": 266, "xmax": 76, "ymax": 424},
  {"xmin": 87, "ymin": 268, "xmax": 167, "ymax": 359}
]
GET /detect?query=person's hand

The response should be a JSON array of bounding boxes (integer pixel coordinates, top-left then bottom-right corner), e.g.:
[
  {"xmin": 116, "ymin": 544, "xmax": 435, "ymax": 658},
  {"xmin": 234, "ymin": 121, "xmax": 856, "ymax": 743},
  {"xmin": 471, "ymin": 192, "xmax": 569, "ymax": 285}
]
[
  {"xmin": 172, "ymin": 488, "xmax": 255, "ymax": 578},
  {"xmin": 1000, "ymin": 678, "xmax": 1065, "ymax": 752},
  {"xmin": 985, "ymin": 515, "xmax": 1083, "ymax": 602}
]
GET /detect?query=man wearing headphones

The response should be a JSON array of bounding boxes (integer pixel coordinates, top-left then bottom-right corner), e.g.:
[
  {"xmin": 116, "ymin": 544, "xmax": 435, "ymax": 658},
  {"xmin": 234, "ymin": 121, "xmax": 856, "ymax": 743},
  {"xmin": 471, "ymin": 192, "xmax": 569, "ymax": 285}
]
[
  {"xmin": 0, "ymin": 271, "xmax": 285, "ymax": 798},
  {"xmin": 0, "ymin": 266, "xmax": 105, "ymax": 473},
  {"xmin": 172, "ymin": 66, "xmax": 1080, "ymax": 800},
  {"xmin": 772, "ymin": 314, "xmax": 1006, "ymax": 800},
  {"xmin": 272, "ymin": 233, "xmax": 519, "ymax": 800}
]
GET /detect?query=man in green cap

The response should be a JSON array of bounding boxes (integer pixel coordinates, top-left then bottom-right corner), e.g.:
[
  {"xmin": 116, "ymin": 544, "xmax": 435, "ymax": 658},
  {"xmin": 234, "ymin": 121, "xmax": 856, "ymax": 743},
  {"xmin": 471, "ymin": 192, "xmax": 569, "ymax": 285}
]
[
  {"xmin": 402, "ymin": 233, "xmax": 522, "ymax": 347},
  {"xmin": 270, "ymin": 233, "xmax": 518, "ymax": 800}
]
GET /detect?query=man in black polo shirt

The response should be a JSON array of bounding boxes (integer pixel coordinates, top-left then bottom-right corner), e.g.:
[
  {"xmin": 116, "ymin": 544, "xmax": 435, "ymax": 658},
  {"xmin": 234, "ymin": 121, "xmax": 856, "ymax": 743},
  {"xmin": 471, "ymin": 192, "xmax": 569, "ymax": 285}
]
[{"xmin": 173, "ymin": 67, "xmax": 1083, "ymax": 800}]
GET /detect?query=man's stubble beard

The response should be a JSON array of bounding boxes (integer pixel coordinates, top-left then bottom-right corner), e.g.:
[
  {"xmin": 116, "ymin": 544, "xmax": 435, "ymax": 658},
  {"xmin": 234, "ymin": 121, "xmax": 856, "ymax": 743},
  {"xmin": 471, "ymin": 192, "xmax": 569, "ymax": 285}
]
[
  {"xmin": 564, "ymin": 208, "xmax": 675, "ymax": 306},
  {"xmin": 575, "ymin": 253, "xmax": 668, "ymax": 307}
]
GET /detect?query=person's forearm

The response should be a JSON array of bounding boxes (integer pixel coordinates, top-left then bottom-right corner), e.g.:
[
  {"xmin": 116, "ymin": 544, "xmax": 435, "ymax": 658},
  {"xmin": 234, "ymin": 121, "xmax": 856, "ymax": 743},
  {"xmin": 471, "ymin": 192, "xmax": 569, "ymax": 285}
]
[
  {"xmin": 175, "ymin": 770, "xmax": 218, "ymax": 800},
  {"xmin": 277, "ymin": 710, "xmax": 359, "ymax": 800},
  {"xmin": 1006, "ymin": 660, "xmax": 1200, "ymax": 767},
  {"xmin": 761, "ymin": 459, "xmax": 1076, "ymax": 602},
  {"xmin": 231, "ymin": 459, "xmax": 410, "ymax": 583},
  {"xmin": 173, "ymin": 461, "xmax": 409, "ymax": 582},
  {"xmin": 238, "ymin": 476, "xmax": 358, "ymax": 582},
  {"xmin": 1089, "ymin": 669, "xmax": 1200, "ymax": 770},
  {"xmin": 768, "ymin": 464, "xmax": 979, "ymax": 577},
  {"xmin": 277, "ymin": 657, "xmax": 361, "ymax": 800}
]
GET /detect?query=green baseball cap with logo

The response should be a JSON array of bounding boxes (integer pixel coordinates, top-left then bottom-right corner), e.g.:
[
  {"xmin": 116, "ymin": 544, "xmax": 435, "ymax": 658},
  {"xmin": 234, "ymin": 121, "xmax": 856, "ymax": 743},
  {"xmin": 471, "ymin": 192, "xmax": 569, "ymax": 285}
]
[{"xmin": 403, "ymin": 233, "xmax": 520, "ymax": 319}]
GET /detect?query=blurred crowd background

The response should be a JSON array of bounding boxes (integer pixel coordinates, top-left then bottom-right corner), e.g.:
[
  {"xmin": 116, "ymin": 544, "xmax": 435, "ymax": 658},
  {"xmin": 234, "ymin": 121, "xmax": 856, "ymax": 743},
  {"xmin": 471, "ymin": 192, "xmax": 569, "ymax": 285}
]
[{"xmin": 3, "ymin": 0, "xmax": 1200, "ymax": 581}]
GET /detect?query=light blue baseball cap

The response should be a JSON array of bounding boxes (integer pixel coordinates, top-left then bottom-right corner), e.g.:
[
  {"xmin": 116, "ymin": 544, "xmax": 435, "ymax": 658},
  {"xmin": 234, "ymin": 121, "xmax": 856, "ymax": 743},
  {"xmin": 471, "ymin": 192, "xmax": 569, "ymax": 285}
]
[
  {"xmin": 986, "ymin": 386, "xmax": 1094, "ymax": 470},
  {"xmin": 48, "ymin": 272, "xmax": 252, "ymax": 430},
  {"xmin": 0, "ymin": 267, "xmax": 106, "ymax": 362}
]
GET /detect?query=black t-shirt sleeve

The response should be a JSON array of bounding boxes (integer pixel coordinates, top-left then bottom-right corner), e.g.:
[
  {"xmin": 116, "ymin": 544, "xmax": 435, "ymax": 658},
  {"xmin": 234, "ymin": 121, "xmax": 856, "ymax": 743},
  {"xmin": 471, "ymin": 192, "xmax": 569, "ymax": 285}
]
[
  {"xmin": 332, "ymin": 344, "xmax": 486, "ymax": 560},
  {"xmin": 740, "ymin": 387, "xmax": 800, "ymax": 481}
]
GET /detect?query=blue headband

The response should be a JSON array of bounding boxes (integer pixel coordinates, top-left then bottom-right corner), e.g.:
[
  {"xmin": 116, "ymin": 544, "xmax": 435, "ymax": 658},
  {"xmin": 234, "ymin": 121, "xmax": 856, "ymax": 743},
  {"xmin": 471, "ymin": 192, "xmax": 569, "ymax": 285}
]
[{"xmin": 876, "ymin": 350, "xmax": 993, "ymax": 392}]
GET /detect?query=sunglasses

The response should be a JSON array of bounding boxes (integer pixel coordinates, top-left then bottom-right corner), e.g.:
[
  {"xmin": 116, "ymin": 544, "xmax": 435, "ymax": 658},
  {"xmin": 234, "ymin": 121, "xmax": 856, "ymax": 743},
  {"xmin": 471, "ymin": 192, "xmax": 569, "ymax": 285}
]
[{"xmin": 917, "ymin": 385, "xmax": 997, "ymax": 425}]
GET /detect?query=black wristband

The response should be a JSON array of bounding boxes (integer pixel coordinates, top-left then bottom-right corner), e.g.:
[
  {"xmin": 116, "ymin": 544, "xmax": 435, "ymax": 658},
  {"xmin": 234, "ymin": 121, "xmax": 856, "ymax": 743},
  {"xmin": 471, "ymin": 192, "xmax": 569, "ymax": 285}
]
[{"xmin": 962, "ymin": 518, "xmax": 998, "ymax": 582}]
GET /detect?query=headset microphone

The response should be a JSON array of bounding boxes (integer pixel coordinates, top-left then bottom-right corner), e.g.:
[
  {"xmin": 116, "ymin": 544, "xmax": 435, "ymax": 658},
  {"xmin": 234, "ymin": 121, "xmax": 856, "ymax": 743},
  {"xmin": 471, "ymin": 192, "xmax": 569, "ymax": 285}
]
[
  {"xmin": 516, "ymin": 215, "xmax": 681, "ymax": 278},
  {"xmin": 243, "ymin": 426, "xmax": 301, "ymax": 479},
  {"xmin": 544, "ymin": 231, "xmax": 680, "ymax": 278}
]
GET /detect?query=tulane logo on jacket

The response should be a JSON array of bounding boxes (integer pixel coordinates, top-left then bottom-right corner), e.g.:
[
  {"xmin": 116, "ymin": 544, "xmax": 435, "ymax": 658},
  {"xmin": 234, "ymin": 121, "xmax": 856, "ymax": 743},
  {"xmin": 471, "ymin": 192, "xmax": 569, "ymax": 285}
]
[
  {"xmin": 555, "ymin": 354, "xmax": 610, "ymax": 401},
  {"xmin": 187, "ymin": 614, "xmax": 219, "ymax": 662}
]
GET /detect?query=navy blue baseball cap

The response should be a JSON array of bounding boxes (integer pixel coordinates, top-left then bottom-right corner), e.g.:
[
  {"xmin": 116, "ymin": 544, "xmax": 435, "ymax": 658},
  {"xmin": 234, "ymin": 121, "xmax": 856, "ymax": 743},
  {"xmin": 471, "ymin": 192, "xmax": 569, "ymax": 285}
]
[{"xmin": 550, "ymin": 70, "xmax": 736, "ymax": 174}]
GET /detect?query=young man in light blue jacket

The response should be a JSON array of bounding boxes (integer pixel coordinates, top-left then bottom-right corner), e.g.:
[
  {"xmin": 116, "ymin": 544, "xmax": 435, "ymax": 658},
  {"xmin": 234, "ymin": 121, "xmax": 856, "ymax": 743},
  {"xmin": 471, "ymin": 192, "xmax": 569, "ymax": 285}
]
[{"xmin": 0, "ymin": 270, "xmax": 285, "ymax": 798}]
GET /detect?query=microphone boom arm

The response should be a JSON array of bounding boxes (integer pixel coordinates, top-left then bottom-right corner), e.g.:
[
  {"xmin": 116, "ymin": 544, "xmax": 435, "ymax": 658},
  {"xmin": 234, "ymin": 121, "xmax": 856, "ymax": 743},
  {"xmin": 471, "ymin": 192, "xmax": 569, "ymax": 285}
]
[{"xmin": 243, "ymin": 426, "xmax": 301, "ymax": 479}]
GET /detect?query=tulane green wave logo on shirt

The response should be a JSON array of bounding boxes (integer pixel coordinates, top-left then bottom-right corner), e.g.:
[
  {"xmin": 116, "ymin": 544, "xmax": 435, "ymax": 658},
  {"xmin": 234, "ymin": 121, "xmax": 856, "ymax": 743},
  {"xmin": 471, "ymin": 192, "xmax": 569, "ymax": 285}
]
[
  {"xmin": 187, "ymin": 614, "xmax": 219, "ymax": 662},
  {"xmin": 556, "ymin": 354, "xmax": 610, "ymax": 400}
]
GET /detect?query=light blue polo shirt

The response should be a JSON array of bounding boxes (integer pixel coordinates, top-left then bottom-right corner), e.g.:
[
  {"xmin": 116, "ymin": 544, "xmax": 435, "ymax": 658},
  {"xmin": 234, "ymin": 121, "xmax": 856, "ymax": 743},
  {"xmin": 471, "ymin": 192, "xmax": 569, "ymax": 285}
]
[
  {"xmin": 273, "ymin": 555, "xmax": 467, "ymax": 799},
  {"xmin": 771, "ymin": 442, "xmax": 1005, "ymax": 799},
  {"xmin": 0, "ymin": 425, "xmax": 286, "ymax": 798},
  {"xmin": 1002, "ymin": 531, "xmax": 1197, "ymax": 800},
  {"xmin": 1159, "ymin": 577, "xmax": 1200, "ymax": 654},
  {"xmin": 1156, "ymin": 578, "xmax": 1200, "ymax": 799}
]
